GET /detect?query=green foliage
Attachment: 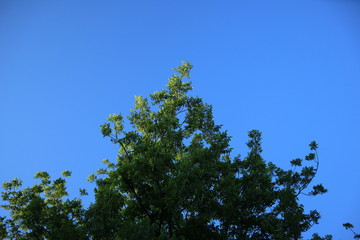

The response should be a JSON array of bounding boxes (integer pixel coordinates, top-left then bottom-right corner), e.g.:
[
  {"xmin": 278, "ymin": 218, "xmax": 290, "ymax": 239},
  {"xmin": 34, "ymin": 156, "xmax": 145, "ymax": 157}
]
[
  {"xmin": 1, "ymin": 172, "xmax": 86, "ymax": 239},
  {"xmin": 1, "ymin": 62, "xmax": 335, "ymax": 239},
  {"xmin": 61, "ymin": 170, "xmax": 72, "ymax": 178},
  {"xmin": 343, "ymin": 223, "xmax": 360, "ymax": 239},
  {"xmin": 310, "ymin": 233, "xmax": 333, "ymax": 240}
]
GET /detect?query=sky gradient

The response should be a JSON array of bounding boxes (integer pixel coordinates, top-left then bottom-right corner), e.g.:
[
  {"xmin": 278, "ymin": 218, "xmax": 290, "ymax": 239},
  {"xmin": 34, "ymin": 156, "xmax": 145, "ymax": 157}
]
[{"xmin": 1, "ymin": 1, "xmax": 360, "ymax": 238}]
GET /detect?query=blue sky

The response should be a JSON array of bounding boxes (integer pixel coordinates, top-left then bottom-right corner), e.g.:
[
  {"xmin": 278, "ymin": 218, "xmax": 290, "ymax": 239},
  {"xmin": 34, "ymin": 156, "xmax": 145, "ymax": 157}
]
[{"xmin": 1, "ymin": 1, "xmax": 359, "ymax": 238}]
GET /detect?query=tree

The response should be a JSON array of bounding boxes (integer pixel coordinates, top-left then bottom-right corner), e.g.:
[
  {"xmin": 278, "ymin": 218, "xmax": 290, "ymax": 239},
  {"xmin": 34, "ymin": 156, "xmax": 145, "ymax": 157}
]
[
  {"xmin": 343, "ymin": 223, "xmax": 360, "ymax": 239},
  {"xmin": 1, "ymin": 62, "xmax": 331, "ymax": 239},
  {"xmin": 0, "ymin": 171, "xmax": 87, "ymax": 239}
]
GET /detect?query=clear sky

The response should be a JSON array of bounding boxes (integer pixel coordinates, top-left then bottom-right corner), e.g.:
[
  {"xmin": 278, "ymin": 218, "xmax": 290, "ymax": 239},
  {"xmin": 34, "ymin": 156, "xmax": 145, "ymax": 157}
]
[{"xmin": 1, "ymin": 1, "xmax": 359, "ymax": 238}]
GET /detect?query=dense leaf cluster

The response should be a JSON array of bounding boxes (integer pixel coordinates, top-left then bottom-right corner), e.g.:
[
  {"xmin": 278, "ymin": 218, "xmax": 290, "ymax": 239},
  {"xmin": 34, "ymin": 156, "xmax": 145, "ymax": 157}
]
[{"xmin": 0, "ymin": 62, "xmax": 338, "ymax": 239}]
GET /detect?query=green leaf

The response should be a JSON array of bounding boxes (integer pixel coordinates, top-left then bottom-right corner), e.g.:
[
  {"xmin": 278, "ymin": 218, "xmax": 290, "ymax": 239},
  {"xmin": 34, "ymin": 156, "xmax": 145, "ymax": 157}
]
[
  {"xmin": 290, "ymin": 158, "xmax": 302, "ymax": 166},
  {"xmin": 100, "ymin": 123, "xmax": 112, "ymax": 137},
  {"xmin": 310, "ymin": 141, "xmax": 318, "ymax": 150},
  {"xmin": 344, "ymin": 223, "xmax": 354, "ymax": 229},
  {"xmin": 61, "ymin": 170, "xmax": 72, "ymax": 177}
]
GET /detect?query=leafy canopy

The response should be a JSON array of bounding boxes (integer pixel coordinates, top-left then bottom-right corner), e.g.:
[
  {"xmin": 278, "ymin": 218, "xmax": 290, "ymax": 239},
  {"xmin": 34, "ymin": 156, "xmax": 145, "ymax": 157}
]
[{"xmin": 1, "ymin": 62, "xmax": 338, "ymax": 239}]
